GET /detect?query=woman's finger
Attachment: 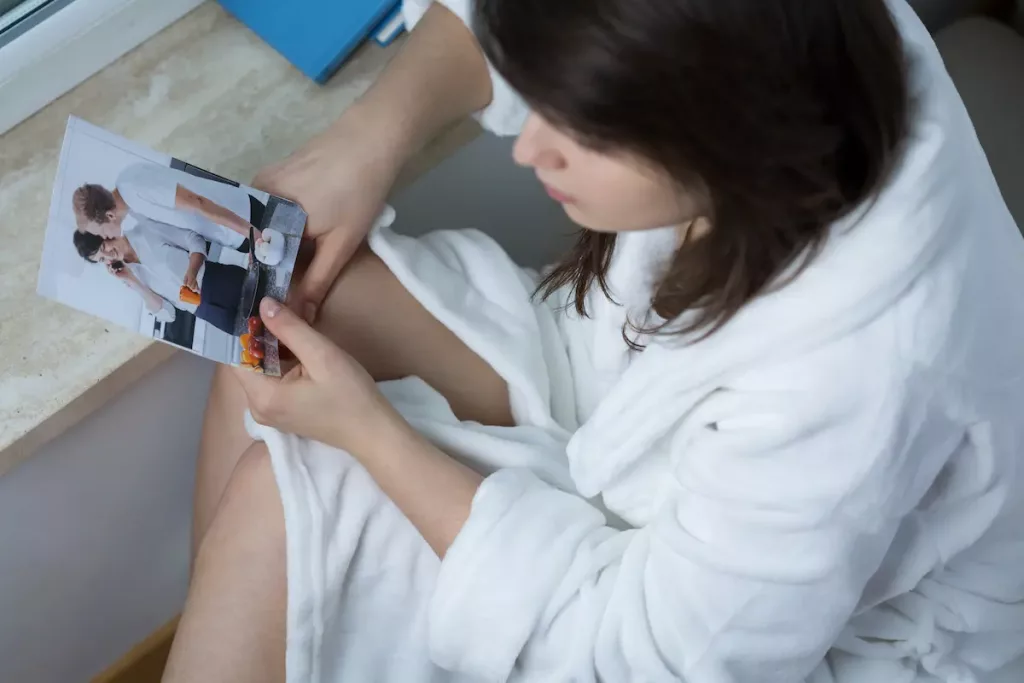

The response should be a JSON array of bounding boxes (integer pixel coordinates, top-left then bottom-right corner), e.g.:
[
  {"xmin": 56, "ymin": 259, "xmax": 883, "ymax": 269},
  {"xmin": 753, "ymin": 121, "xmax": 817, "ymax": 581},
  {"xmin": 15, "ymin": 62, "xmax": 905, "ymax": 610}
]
[
  {"xmin": 231, "ymin": 366, "xmax": 282, "ymax": 421},
  {"xmin": 257, "ymin": 297, "xmax": 336, "ymax": 373}
]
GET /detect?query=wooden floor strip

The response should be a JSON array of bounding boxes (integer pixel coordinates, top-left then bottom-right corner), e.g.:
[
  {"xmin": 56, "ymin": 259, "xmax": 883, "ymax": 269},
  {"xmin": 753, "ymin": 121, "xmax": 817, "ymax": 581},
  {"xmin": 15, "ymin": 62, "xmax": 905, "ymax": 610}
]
[{"xmin": 91, "ymin": 617, "xmax": 179, "ymax": 683}]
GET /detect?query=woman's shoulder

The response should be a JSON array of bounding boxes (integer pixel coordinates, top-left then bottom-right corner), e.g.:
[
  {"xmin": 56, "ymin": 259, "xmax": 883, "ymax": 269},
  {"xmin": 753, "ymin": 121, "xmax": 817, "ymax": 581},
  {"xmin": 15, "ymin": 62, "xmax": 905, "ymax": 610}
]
[{"xmin": 730, "ymin": 230, "xmax": 1024, "ymax": 427}]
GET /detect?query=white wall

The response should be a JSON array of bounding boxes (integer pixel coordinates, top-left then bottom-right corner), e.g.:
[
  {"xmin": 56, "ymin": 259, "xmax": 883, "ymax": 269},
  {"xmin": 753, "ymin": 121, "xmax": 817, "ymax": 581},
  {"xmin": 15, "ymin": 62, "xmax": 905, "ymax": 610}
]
[{"xmin": 0, "ymin": 134, "xmax": 562, "ymax": 681}]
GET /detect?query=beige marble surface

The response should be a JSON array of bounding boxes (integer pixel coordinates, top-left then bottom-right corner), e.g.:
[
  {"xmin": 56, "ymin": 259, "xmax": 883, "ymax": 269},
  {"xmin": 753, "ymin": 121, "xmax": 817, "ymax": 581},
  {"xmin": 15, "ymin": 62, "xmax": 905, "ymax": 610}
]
[{"xmin": 0, "ymin": 2, "xmax": 477, "ymax": 476}]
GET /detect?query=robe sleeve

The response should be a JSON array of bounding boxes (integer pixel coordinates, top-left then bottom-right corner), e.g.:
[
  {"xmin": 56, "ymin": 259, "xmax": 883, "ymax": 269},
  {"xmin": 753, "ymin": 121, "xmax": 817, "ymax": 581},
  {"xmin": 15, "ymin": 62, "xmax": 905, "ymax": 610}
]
[
  {"xmin": 402, "ymin": 0, "xmax": 530, "ymax": 136},
  {"xmin": 427, "ymin": 368, "xmax": 958, "ymax": 681}
]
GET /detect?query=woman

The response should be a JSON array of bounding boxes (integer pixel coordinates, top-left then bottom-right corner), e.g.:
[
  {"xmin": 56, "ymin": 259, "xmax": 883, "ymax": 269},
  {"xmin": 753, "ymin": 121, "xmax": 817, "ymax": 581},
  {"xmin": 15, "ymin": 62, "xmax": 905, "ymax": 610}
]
[
  {"xmin": 167, "ymin": 1, "xmax": 1024, "ymax": 682},
  {"xmin": 73, "ymin": 218, "xmax": 246, "ymax": 335}
]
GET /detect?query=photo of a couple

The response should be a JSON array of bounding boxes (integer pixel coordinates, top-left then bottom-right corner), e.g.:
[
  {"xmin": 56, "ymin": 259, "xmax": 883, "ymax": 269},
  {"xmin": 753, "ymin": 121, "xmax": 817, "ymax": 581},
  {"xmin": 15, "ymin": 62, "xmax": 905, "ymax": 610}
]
[
  {"xmin": 70, "ymin": 164, "xmax": 261, "ymax": 336},
  {"xmin": 37, "ymin": 117, "xmax": 306, "ymax": 376}
]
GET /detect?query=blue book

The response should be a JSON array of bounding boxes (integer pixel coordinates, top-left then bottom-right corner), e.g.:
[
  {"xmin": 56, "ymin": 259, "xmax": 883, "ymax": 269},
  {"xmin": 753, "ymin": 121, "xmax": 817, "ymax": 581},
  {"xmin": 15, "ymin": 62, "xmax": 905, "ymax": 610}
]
[{"xmin": 217, "ymin": 0, "xmax": 398, "ymax": 83}]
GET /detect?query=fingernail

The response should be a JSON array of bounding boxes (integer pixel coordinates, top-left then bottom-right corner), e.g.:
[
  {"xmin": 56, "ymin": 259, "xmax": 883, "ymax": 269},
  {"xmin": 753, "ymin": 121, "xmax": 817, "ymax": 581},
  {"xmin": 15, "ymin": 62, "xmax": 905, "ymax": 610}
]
[{"xmin": 263, "ymin": 298, "xmax": 282, "ymax": 318}]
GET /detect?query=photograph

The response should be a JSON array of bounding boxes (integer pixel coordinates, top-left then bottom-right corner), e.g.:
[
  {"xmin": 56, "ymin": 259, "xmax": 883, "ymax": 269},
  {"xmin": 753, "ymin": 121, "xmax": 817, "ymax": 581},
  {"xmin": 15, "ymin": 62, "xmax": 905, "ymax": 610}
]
[{"xmin": 37, "ymin": 116, "xmax": 308, "ymax": 376}]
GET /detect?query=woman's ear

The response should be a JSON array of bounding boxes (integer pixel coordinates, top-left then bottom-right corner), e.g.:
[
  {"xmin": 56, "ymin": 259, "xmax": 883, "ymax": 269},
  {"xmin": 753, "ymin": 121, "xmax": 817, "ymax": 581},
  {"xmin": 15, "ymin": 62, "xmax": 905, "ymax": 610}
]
[{"xmin": 105, "ymin": 210, "xmax": 117, "ymax": 223}]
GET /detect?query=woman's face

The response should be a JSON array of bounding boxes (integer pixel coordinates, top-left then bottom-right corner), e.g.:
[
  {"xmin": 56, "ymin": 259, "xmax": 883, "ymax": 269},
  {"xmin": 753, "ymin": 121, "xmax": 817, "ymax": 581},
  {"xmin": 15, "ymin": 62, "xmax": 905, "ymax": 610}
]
[
  {"xmin": 92, "ymin": 237, "xmax": 128, "ymax": 265},
  {"xmin": 513, "ymin": 113, "xmax": 703, "ymax": 233}
]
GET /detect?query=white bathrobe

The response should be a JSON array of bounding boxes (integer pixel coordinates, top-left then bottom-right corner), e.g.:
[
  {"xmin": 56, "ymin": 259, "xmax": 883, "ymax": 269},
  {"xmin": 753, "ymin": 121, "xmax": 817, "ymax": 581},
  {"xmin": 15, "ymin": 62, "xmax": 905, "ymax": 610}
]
[{"xmin": 246, "ymin": 1, "xmax": 1024, "ymax": 681}]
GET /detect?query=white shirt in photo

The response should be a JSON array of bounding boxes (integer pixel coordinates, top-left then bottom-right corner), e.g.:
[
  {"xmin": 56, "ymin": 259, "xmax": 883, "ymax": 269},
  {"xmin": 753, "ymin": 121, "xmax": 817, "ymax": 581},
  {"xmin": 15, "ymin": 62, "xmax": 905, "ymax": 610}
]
[
  {"xmin": 116, "ymin": 162, "xmax": 250, "ymax": 249},
  {"xmin": 123, "ymin": 217, "xmax": 208, "ymax": 323}
]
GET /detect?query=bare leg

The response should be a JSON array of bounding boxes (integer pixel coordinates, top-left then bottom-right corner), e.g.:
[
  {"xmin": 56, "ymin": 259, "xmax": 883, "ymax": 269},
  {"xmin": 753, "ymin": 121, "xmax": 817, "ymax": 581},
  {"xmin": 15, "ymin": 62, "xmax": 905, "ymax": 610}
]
[
  {"xmin": 193, "ymin": 365, "xmax": 254, "ymax": 559},
  {"xmin": 165, "ymin": 444, "xmax": 285, "ymax": 683},
  {"xmin": 193, "ymin": 245, "xmax": 513, "ymax": 552},
  {"xmin": 314, "ymin": 244, "xmax": 513, "ymax": 426}
]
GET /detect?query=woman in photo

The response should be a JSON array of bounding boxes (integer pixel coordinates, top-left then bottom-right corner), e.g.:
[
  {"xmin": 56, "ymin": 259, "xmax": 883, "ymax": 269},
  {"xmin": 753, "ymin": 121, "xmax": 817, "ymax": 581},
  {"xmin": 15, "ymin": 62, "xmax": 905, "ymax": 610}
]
[
  {"xmin": 72, "ymin": 218, "xmax": 246, "ymax": 336},
  {"xmin": 168, "ymin": 1, "xmax": 1024, "ymax": 682}
]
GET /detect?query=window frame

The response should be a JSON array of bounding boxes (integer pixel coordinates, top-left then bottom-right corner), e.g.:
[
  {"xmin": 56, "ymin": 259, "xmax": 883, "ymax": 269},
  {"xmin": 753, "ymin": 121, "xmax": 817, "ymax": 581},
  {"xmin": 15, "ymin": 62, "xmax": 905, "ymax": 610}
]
[{"xmin": 0, "ymin": 0, "xmax": 203, "ymax": 135}]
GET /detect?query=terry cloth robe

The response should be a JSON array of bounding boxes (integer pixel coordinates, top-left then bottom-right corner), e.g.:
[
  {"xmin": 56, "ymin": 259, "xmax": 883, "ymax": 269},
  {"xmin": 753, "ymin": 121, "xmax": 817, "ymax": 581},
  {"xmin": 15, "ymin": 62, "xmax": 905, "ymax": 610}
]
[{"xmin": 245, "ymin": 0, "xmax": 1024, "ymax": 680}]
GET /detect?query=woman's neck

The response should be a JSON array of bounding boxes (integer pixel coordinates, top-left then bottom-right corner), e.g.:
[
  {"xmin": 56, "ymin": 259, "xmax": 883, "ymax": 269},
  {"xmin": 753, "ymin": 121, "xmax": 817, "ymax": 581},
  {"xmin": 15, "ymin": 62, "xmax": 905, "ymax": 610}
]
[{"xmin": 122, "ymin": 243, "xmax": 141, "ymax": 264}]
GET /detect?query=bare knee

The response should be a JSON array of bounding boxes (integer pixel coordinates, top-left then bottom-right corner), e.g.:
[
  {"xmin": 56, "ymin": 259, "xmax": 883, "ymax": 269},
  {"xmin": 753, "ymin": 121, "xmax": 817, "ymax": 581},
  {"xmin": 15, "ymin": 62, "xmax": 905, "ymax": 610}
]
[
  {"xmin": 225, "ymin": 442, "xmax": 276, "ymax": 499},
  {"xmin": 207, "ymin": 363, "xmax": 249, "ymax": 416},
  {"xmin": 194, "ymin": 364, "xmax": 257, "ymax": 557},
  {"xmin": 200, "ymin": 364, "xmax": 252, "ymax": 458},
  {"xmin": 170, "ymin": 441, "xmax": 286, "ymax": 683},
  {"xmin": 195, "ymin": 443, "xmax": 283, "ymax": 571}
]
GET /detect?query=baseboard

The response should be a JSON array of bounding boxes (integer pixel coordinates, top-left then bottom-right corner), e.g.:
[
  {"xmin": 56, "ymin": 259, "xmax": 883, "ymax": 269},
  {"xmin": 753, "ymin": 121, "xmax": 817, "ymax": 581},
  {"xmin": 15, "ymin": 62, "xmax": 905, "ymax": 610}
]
[
  {"xmin": 90, "ymin": 616, "xmax": 179, "ymax": 683},
  {"xmin": 0, "ymin": 0, "xmax": 205, "ymax": 135}
]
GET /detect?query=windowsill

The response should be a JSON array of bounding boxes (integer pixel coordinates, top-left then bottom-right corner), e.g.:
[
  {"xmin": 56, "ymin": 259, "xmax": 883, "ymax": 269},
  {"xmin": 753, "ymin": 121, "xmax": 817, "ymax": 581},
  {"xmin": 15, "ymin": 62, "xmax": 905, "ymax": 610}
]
[
  {"xmin": 0, "ymin": 2, "xmax": 480, "ymax": 477},
  {"xmin": 0, "ymin": 0, "xmax": 205, "ymax": 135}
]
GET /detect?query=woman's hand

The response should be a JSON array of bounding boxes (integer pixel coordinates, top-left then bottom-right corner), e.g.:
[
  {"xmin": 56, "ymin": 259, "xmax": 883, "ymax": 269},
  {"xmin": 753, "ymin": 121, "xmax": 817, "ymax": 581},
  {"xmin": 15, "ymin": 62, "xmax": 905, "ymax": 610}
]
[
  {"xmin": 236, "ymin": 300, "xmax": 482, "ymax": 558},
  {"xmin": 252, "ymin": 112, "xmax": 398, "ymax": 325},
  {"xmin": 233, "ymin": 298, "xmax": 400, "ymax": 453},
  {"xmin": 183, "ymin": 252, "xmax": 205, "ymax": 292},
  {"xmin": 108, "ymin": 263, "xmax": 136, "ymax": 285},
  {"xmin": 252, "ymin": 3, "xmax": 493, "ymax": 325}
]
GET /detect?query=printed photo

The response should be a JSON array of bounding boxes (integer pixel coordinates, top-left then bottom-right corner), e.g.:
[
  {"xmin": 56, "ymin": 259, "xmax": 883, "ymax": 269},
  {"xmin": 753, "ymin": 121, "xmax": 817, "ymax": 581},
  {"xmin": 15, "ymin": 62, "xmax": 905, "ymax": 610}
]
[{"xmin": 37, "ymin": 117, "xmax": 308, "ymax": 376}]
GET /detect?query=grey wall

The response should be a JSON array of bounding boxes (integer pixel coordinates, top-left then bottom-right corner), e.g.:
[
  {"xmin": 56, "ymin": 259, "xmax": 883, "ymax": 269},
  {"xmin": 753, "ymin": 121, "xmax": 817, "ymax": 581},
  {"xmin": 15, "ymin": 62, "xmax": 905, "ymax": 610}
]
[
  {"xmin": 908, "ymin": 0, "xmax": 1012, "ymax": 29},
  {"xmin": 0, "ymin": 352, "xmax": 212, "ymax": 682},
  {"xmin": 391, "ymin": 134, "xmax": 576, "ymax": 268},
  {"xmin": 911, "ymin": 0, "xmax": 972, "ymax": 28}
]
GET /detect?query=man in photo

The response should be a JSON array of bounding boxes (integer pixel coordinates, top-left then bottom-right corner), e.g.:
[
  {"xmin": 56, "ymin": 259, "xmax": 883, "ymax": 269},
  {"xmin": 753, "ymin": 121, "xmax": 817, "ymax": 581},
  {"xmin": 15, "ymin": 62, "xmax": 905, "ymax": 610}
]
[
  {"xmin": 72, "ymin": 162, "xmax": 265, "ymax": 252},
  {"xmin": 71, "ymin": 216, "xmax": 247, "ymax": 336}
]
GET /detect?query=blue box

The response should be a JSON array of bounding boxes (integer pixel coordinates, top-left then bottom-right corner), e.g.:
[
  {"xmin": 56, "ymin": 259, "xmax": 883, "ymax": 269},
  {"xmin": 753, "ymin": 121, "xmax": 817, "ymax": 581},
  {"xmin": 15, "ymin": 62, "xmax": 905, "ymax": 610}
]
[{"xmin": 218, "ymin": 0, "xmax": 400, "ymax": 83}]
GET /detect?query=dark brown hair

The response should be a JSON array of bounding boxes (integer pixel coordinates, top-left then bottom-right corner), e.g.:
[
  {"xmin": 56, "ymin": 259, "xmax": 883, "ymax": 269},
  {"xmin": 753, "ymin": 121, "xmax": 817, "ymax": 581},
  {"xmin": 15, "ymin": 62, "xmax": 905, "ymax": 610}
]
[
  {"xmin": 475, "ymin": 0, "xmax": 911, "ymax": 339},
  {"xmin": 72, "ymin": 184, "xmax": 117, "ymax": 224},
  {"xmin": 73, "ymin": 230, "xmax": 103, "ymax": 262}
]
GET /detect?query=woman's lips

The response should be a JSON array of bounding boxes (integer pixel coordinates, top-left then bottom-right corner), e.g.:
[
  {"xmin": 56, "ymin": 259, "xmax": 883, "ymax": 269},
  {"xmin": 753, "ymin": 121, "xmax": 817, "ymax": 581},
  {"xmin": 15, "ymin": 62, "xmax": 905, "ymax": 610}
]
[{"xmin": 543, "ymin": 184, "xmax": 575, "ymax": 204}]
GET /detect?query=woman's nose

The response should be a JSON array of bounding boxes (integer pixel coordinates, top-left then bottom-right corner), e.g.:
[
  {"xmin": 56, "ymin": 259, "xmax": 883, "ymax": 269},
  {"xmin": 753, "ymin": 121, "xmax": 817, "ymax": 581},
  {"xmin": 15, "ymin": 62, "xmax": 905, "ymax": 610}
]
[{"xmin": 513, "ymin": 114, "xmax": 567, "ymax": 171}]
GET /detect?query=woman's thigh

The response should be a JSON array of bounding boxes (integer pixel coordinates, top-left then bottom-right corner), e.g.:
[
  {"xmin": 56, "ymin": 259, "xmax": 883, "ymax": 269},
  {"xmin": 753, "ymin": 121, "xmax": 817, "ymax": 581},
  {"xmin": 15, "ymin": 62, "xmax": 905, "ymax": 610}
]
[
  {"xmin": 195, "ymin": 245, "xmax": 513, "ymax": 554},
  {"xmin": 314, "ymin": 244, "xmax": 512, "ymax": 425}
]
